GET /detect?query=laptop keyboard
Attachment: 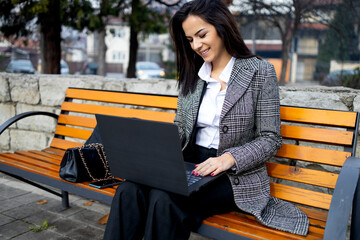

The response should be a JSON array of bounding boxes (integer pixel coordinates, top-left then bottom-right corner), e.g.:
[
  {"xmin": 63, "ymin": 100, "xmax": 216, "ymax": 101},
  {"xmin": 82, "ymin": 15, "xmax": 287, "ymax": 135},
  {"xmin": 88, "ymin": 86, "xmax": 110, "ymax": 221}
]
[{"xmin": 186, "ymin": 170, "xmax": 202, "ymax": 186}]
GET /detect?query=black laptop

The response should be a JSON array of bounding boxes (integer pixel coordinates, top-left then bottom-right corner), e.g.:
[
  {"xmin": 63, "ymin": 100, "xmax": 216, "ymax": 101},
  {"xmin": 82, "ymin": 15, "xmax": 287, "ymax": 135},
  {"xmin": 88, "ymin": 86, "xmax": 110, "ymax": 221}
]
[{"xmin": 95, "ymin": 114, "xmax": 224, "ymax": 196}]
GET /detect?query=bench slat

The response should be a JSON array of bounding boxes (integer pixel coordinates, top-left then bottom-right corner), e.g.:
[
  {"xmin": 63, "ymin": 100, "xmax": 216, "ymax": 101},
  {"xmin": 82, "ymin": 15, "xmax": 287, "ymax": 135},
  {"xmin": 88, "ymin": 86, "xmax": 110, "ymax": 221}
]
[
  {"xmin": 66, "ymin": 88, "xmax": 178, "ymax": 110},
  {"xmin": 29, "ymin": 150, "xmax": 63, "ymax": 160},
  {"xmin": 1, "ymin": 153, "xmax": 60, "ymax": 171},
  {"xmin": 228, "ymin": 211, "xmax": 326, "ymax": 230},
  {"xmin": 298, "ymin": 206, "xmax": 327, "ymax": 222},
  {"xmin": 0, "ymin": 153, "xmax": 60, "ymax": 173},
  {"xmin": 42, "ymin": 147, "xmax": 66, "ymax": 157},
  {"xmin": 280, "ymin": 106, "xmax": 357, "ymax": 127},
  {"xmin": 55, "ymin": 125, "xmax": 92, "ymax": 140},
  {"xmin": 15, "ymin": 151, "xmax": 61, "ymax": 165},
  {"xmin": 275, "ymin": 144, "xmax": 350, "ymax": 166},
  {"xmin": 270, "ymin": 183, "xmax": 332, "ymax": 210},
  {"xmin": 50, "ymin": 138, "xmax": 83, "ymax": 150},
  {"xmin": 281, "ymin": 125, "xmax": 354, "ymax": 145},
  {"xmin": 61, "ymin": 102, "xmax": 176, "ymax": 123},
  {"xmin": 203, "ymin": 214, "xmax": 323, "ymax": 240},
  {"xmin": 266, "ymin": 162, "xmax": 338, "ymax": 189},
  {"xmin": 58, "ymin": 114, "xmax": 96, "ymax": 128}
]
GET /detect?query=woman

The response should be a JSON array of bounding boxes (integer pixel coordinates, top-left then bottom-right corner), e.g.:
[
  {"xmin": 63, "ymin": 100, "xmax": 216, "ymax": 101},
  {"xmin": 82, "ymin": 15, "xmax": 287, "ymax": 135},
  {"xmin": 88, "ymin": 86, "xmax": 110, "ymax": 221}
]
[{"xmin": 104, "ymin": 0, "xmax": 309, "ymax": 239}]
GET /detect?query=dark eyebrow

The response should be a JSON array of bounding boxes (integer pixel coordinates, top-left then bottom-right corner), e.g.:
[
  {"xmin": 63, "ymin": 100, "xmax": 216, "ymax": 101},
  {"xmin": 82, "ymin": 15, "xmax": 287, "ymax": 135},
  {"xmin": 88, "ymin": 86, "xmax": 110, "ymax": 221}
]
[
  {"xmin": 194, "ymin": 28, "xmax": 206, "ymax": 36},
  {"xmin": 186, "ymin": 28, "xmax": 207, "ymax": 38}
]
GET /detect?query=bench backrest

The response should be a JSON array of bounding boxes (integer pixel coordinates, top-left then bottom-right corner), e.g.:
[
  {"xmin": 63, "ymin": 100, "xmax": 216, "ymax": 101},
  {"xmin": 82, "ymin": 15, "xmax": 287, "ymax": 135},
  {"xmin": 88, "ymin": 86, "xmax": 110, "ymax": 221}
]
[{"xmin": 53, "ymin": 87, "xmax": 359, "ymax": 224}]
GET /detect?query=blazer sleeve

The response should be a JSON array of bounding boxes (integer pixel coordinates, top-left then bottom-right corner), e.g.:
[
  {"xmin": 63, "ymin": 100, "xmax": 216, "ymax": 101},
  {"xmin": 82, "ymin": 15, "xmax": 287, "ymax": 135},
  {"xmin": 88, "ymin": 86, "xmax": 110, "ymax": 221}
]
[
  {"xmin": 174, "ymin": 93, "xmax": 186, "ymax": 146},
  {"xmin": 226, "ymin": 63, "xmax": 282, "ymax": 174}
]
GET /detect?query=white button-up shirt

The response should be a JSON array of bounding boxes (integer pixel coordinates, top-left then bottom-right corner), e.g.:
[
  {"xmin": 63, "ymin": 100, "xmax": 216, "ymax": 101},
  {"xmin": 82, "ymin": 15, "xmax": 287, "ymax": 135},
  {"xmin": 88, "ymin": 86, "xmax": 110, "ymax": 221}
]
[{"xmin": 196, "ymin": 57, "xmax": 236, "ymax": 149}]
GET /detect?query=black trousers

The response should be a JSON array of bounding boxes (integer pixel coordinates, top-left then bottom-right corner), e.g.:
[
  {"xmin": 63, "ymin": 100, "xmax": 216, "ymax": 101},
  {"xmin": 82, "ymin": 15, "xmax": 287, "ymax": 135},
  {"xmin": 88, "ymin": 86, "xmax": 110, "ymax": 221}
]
[{"xmin": 103, "ymin": 145, "xmax": 237, "ymax": 240}]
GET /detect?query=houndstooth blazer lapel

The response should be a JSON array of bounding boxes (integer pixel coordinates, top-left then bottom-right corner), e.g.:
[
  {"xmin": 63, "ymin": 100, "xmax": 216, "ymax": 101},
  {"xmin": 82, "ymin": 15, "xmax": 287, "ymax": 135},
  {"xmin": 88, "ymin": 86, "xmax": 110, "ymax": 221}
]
[{"xmin": 221, "ymin": 58, "xmax": 257, "ymax": 120}]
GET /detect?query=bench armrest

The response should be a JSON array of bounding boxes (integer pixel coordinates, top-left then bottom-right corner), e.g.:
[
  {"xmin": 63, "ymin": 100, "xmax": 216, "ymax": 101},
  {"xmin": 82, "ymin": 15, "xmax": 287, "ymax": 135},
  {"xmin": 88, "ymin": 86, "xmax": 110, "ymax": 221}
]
[
  {"xmin": 0, "ymin": 111, "xmax": 59, "ymax": 135},
  {"xmin": 323, "ymin": 156, "xmax": 360, "ymax": 240}
]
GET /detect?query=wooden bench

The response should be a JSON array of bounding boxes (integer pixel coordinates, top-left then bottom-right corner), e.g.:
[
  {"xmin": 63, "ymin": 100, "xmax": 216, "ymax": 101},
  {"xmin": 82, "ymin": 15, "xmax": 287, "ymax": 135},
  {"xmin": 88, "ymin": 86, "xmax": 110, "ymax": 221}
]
[{"xmin": 0, "ymin": 87, "xmax": 359, "ymax": 240}]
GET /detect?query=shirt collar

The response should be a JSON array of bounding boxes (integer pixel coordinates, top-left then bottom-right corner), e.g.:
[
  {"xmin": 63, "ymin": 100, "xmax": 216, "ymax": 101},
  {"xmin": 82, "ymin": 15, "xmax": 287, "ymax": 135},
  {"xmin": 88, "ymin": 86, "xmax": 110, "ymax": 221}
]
[{"xmin": 198, "ymin": 57, "xmax": 236, "ymax": 83}]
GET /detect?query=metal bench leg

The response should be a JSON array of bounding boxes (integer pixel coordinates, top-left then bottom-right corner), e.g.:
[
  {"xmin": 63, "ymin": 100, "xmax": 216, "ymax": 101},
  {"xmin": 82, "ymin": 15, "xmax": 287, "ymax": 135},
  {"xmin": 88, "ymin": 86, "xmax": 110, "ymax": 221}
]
[
  {"xmin": 62, "ymin": 191, "xmax": 70, "ymax": 209},
  {"xmin": 351, "ymin": 177, "xmax": 360, "ymax": 240}
]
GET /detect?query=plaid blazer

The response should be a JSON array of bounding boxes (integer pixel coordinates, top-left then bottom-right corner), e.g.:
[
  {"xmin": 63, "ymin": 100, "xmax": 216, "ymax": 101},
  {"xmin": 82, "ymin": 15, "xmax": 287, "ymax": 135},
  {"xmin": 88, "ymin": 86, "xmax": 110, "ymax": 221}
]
[{"xmin": 174, "ymin": 57, "xmax": 309, "ymax": 236}]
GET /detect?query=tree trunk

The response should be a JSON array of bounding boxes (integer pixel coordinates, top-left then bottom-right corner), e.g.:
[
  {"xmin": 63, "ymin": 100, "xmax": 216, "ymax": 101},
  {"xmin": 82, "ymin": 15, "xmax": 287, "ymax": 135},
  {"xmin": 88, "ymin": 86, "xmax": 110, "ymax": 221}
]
[
  {"xmin": 97, "ymin": 27, "xmax": 107, "ymax": 76},
  {"xmin": 279, "ymin": 39, "xmax": 290, "ymax": 86},
  {"xmin": 126, "ymin": 0, "xmax": 140, "ymax": 78},
  {"xmin": 127, "ymin": 25, "xmax": 139, "ymax": 78},
  {"xmin": 39, "ymin": 0, "xmax": 61, "ymax": 74}
]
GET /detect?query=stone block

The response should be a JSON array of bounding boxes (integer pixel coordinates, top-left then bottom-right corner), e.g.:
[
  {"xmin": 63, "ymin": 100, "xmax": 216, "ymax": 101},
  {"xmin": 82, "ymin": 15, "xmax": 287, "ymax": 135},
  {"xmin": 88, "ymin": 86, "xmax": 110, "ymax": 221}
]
[
  {"xmin": 0, "ymin": 103, "xmax": 16, "ymax": 125},
  {"xmin": 124, "ymin": 79, "xmax": 179, "ymax": 95},
  {"xmin": 39, "ymin": 76, "xmax": 71, "ymax": 106},
  {"xmin": 9, "ymin": 75, "xmax": 40, "ymax": 104},
  {"xmin": 354, "ymin": 95, "xmax": 360, "ymax": 113},
  {"xmin": 69, "ymin": 76, "xmax": 104, "ymax": 89},
  {"xmin": 0, "ymin": 131, "xmax": 10, "ymax": 152},
  {"xmin": 10, "ymin": 129, "xmax": 51, "ymax": 151},
  {"xmin": 0, "ymin": 75, "xmax": 10, "ymax": 102},
  {"xmin": 280, "ymin": 90, "xmax": 348, "ymax": 110},
  {"xmin": 15, "ymin": 103, "xmax": 57, "ymax": 132},
  {"xmin": 102, "ymin": 79, "xmax": 125, "ymax": 92}
]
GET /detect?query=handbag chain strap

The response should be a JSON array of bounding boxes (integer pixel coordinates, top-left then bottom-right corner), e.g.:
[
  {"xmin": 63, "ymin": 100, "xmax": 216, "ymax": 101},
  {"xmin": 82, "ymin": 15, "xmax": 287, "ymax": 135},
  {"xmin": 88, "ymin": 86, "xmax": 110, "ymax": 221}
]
[{"xmin": 77, "ymin": 143, "xmax": 114, "ymax": 181}]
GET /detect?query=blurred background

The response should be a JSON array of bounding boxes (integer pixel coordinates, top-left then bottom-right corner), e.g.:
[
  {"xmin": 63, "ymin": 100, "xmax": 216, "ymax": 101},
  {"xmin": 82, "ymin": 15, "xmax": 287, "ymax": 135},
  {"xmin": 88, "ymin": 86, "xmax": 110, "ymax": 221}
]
[{"xmin": 0, "ymin": 0, "xmax": 359, "ymax": 88}]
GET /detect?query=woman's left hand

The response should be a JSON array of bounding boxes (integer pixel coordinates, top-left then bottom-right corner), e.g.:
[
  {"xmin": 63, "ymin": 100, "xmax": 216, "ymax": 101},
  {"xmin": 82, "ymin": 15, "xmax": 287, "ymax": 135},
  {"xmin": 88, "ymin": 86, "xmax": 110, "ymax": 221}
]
[{"xmin": 192, "ymin": 153, "xmax": 235, "ymax": 177}]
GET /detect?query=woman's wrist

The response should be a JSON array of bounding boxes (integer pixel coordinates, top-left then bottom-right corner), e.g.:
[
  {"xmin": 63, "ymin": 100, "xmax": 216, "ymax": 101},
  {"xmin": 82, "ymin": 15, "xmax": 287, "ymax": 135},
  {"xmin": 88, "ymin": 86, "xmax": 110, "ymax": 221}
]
[{"xmin": 222, "ymin": 153, "xmax": 236, "ymax": 170}]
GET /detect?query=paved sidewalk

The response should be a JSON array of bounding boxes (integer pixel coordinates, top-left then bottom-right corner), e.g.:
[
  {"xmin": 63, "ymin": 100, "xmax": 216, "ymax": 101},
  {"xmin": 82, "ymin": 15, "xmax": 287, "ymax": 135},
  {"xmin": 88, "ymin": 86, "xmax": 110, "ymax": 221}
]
[
  {"xmin": 0, "ymin": 173, "xmax": 209, "ymax": 240},
  {"xmin": 0, "ymin": 172, "xmax": 109, "ymax": 240}
]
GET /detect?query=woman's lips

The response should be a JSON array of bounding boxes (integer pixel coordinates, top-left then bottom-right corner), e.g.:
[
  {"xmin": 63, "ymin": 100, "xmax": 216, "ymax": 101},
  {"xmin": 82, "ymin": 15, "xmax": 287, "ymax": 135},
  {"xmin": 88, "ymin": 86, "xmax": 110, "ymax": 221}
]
[{"xmin": 200, "ymin": 48, "xmax": 210, "ymax": 57}]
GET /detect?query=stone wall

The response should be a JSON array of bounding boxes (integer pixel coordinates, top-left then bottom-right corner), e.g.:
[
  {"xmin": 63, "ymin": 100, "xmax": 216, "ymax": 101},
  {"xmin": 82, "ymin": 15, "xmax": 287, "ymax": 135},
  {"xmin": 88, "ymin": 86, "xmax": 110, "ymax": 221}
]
[{"xmin": 0, "ymin": 73, "xmax": 359, "ymax": 158}]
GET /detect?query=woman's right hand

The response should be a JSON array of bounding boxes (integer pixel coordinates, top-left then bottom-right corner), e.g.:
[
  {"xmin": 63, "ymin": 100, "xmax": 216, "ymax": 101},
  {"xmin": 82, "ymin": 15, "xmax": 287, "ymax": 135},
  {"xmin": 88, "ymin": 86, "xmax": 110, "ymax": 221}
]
[{"xmin": 192, "ymin": 153, "xmax": 235, "ymax": 177}]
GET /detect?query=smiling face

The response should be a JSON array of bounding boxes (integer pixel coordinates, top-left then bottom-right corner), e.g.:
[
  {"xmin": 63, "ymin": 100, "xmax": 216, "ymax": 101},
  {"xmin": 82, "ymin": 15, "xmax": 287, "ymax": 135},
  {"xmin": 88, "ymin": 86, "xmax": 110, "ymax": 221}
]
[{"xmin": 182, "ymin": 15, "xmax": 231, "ymax": 67}]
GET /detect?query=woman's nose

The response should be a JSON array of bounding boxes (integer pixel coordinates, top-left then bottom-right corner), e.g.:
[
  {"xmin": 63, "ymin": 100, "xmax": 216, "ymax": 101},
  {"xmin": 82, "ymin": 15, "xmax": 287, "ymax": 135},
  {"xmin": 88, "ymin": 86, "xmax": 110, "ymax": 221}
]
[{"xmin": 192, "ymin": 39, "xmax": 202, "ymax": 50}]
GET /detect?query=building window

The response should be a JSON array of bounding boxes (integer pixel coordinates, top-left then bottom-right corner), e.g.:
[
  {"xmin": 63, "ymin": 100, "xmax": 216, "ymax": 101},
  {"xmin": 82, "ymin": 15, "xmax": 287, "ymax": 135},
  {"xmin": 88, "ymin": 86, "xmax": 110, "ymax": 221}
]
[
  {"xmin": 110, "ymin": 28, "xmax": 126, "ymax": 38},
  {"xmin": 112, "ymin": 51, "xmax": 125, "ymax": 61}
]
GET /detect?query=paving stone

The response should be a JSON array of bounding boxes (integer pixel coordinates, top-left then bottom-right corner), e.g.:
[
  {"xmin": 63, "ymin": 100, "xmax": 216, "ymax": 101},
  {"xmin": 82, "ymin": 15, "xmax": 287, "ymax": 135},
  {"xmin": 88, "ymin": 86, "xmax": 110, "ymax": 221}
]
[
  {"xmin": 52, "ymin": 205, "xmax": 85, "ymax": 218},
  {"xmin": 50, "ymin": 217, "xmax": 82, "ymax": 235},
  {"xmin": 0, "ymin": 199, "xmax": 24, "ymax": 213},
  {"xmin": 37, "ymin": 198, "xmax": 67, "ymax": 213},
  {"xmin": 12, "ymin": 192, "xmax": 47, "ymax": 205},
  {"xmin": 0, "ymin": 214, "xmax": 15, "ymax": 226},
  {"xmin": 68, "ymin": 209, "xmax": 105, "ymax": 229},
  {"xmin": 55, "ymin": 237, "xmax": 73, "ymax": 240},
  {"xmin": 23, "ymin": 209, "xmax": 61, "ymax": 227},
  {"xmin": 0, "ymin": 184, "xmax": 29, "ymax": 199},
  {"xmin": 2, "ymin": 203, "xmax": 44, "ymax": 220},
  {"xmin": 67, "ymin": 226, "xmax": 104, "ymax": 240},
  {"xmin": 72, "ymin": 198, "xmax": 110, "ymax": 215},
  {"xmin": 11, "ymin": 228, "xmax": 63, "ymax": 240},
  {"xmin": 0, "ymin": 220, "xmax": 31, "ymax": 239}
]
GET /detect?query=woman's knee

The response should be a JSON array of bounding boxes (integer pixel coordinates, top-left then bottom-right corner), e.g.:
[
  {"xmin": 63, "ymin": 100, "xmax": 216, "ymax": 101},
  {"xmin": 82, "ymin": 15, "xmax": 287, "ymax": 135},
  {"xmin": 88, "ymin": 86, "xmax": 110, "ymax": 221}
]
[
  {"xmin": 115, "ymin": 181, "xmax": 147, "ymax": 200},
  {"xmin": 148, "ymin": 189, "xmax": 186, "ymax": 211},
  {"xmin": 148, "ymin": 189, "xmax": 172, "ymax": 204}
]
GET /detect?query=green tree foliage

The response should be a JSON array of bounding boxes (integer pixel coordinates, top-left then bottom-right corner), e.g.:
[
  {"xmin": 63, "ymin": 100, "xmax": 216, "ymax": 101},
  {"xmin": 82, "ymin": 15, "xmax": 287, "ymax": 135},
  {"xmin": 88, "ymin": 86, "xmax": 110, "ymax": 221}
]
[{"xmin": 0, "ymin": 0, "xmax": 95, "ymax": 74}]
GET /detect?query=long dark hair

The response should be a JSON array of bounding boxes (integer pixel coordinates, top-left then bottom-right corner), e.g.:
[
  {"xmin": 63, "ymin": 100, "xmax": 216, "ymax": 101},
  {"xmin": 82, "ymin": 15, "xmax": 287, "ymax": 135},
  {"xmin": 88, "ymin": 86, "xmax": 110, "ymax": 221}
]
[{"xmin": 169, "ymin": 0, "xmax": 254, "ymax": 96}]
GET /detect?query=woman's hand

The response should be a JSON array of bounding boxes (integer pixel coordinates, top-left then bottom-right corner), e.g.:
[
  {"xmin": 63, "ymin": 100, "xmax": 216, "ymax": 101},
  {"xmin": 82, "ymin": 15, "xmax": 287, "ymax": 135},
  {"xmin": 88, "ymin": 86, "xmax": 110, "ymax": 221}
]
[{"xmin": 192, "ymin": 153, "xmax": 235, "ymax": 177}]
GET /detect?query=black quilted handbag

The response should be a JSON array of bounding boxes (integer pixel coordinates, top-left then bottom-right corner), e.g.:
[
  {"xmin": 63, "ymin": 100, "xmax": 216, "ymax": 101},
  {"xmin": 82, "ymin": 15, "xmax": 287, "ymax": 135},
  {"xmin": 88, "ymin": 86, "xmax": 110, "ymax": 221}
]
[{"xmin": 59, "ymin": 143, "xmax": 113, "ymax": 183}]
